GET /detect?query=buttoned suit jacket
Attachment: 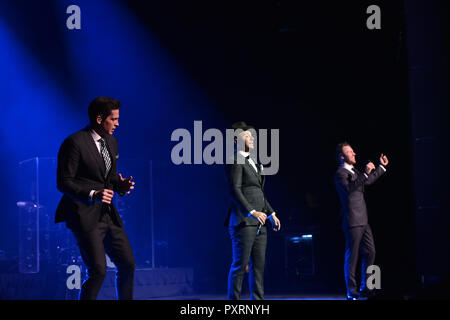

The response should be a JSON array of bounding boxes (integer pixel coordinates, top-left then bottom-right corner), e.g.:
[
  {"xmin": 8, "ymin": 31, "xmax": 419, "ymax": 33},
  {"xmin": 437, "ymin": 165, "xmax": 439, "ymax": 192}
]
[
  {"xmin": 225, "ymin": 152, "xmax": 274, "ymax": 228},
  {"xmin": 334, "ymin": 165, "xmax": 385, "ymax": 228},
  {"xmin": 55, "ymin": 126, "xmax": 125, "ymax": 233}
]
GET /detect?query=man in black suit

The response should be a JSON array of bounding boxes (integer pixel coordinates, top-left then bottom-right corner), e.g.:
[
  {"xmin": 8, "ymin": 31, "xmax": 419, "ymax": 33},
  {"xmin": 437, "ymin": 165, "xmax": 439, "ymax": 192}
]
[
  {"xmin": 56, "ymin": 96, "xmax": 136, "ymax": 300},
  {"xmin": 225, "ymin": 121, "xmax": 281, "ymax": 300},
  {"xmin": 334, "ymin": 142, "xmax": 389, "ymax": 300}
]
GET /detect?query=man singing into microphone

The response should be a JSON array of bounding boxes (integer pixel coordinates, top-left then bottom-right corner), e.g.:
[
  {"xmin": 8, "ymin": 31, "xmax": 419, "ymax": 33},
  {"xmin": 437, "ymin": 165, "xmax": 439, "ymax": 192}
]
[
  {"xmin": 334, "ymin": 142, "xmax": 389, "ymax": 300},
  {"xmin": 55, "ymin": 96, "xmax": 136, "ymax": 300},
  {"xmin": 225, "ymin": 121, "xmax": 281, "ymax": 300}
]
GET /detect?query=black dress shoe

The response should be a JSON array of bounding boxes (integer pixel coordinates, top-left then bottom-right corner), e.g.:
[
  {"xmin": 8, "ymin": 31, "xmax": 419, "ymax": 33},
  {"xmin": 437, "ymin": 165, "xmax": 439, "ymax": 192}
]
[
  {"xmin": 347, "ymin": 293, "xmax": 360, "ymax": 300},
  {"xmin": 359, "ymin": 288, "xmax": 375, "ymax": 299}
]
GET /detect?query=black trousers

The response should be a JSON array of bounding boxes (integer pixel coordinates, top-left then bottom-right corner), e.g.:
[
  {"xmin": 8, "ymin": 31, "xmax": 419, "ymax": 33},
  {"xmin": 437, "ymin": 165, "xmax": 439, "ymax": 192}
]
[
  {"xmin": 227, "ymin": 225, "xmax": 267, "ymax": 300},
  {"xmin": 343, "ymin": 224, "xmax": 376, "ymax": 295},
  {"xmin": 71, "ymin": 211, "xmax": 136, "ymax": 300}
]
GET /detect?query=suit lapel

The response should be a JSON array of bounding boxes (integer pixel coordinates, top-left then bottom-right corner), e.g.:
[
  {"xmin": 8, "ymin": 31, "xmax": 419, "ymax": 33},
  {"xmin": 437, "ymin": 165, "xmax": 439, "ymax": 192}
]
[
  {"xmin": 255, "ymin": 162, "xmax": 263, "ymax": 185},
  {"xmin": 82, "ymin": 127, "xmax": 106, "ymax": 178},
  {"xmin": 245, "ymin": 158, "xmax": 262, "ymax": 185},
  {"xmin": 342, "ymin": 166, "xmax": 356, "ymax": 178},
  {"xmin": 261, "ymin": 166, "xmax": 265, "ymax": 186}
]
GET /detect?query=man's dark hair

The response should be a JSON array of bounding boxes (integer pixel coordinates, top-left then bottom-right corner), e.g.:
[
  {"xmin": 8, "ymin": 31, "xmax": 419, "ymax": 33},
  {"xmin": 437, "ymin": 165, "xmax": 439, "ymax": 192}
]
[
  {"xmin": 88, "ymin": 96, "xmax": 121, "ymax": 126},
  {"xmin": 231, "ymin": 121, "xmax": 254, "ymax": 131},
  {"xmin": 336, "ymin": 142, "xmax": 350, "ymax": 164}
]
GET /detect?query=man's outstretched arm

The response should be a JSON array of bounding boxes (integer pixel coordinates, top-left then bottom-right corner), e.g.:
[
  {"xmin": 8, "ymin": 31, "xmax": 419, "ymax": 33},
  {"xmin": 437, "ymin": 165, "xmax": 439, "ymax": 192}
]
[{"xmin": 365, "ymin": 154, "xmax": 389, "ymax": 186}]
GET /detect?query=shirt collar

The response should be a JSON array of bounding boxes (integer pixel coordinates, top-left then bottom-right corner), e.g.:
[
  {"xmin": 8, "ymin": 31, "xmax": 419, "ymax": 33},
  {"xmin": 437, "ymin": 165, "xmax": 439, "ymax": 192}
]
[
  {"xmin": 90, "ymin": 128, "xmax": 102, "ymax": 142},
  {"xmin": 238, "ymin": 151, "xmax": 250, "ymax": 158},
  {"xmin": 342, "ymin": 163, "xmax": 355, "ymax": 173}
]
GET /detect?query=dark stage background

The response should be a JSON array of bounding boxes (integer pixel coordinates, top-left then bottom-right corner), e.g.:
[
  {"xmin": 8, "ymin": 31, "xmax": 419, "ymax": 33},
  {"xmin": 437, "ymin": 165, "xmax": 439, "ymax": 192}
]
[{"xmin": 0, "ymin": 0, "xmax": 448, "ymax": 298}]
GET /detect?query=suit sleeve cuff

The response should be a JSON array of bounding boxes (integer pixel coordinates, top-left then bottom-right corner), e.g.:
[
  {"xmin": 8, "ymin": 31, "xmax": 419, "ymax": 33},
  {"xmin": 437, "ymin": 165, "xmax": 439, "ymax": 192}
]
[
  {"xmin": 89, "ymin": 190, "xmax": 96, "ymax": 203},
  {"xmin": 247, "ymin": 209, "xmax": 256, "ymax": 217}
]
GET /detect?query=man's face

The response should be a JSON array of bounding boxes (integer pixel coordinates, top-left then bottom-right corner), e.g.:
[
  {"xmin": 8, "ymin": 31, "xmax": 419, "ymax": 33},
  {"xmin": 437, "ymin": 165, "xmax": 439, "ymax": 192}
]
[
  {"xmin": 239, "ymin": 130, "xmax": 255, "ymax": 151},
  {"xmin": 342, "ymin": 145, "xmax": 356, "ymax": 165},
  {"xmin": 98, "ymin": 109, "xmax": 119, "ymax": 135}
]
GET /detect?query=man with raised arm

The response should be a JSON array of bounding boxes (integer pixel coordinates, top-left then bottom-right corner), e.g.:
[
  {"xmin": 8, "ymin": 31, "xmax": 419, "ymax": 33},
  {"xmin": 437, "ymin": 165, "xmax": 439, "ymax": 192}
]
[{"xmin": 334, "ymin": 142, "xmax": 389, "ymax": 300}]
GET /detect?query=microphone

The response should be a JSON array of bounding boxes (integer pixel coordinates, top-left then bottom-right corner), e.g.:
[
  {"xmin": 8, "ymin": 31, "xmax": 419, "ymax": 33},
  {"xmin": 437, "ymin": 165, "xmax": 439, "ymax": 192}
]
[
  {"xmin": 255, "ymin": 211, "xmax": 266, "ymax": 235},
  {"xmin": 257, "ymin": 213, "xmax": 267, "ymax": 235},
  {"xmin": 256, "ymin": 223, "xmax": 262, "ymax": 235}
]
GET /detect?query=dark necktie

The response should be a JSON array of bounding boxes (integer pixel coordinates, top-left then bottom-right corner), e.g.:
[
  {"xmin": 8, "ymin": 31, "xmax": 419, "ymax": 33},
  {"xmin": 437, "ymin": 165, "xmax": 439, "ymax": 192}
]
[
  {"xmin": 352, "ymin": 167, "xmax": 359, "ymax": 175},
  {"xmin": 253, "ymin": 158, "xmax": 261, "ymax": 174},
  {"xmin": 99, "ymin": 138, "xmax": 111, "ymax": 177},
  {"xmin": 246, "ymin": 155, "xmax": 261, "ymax": 175}
]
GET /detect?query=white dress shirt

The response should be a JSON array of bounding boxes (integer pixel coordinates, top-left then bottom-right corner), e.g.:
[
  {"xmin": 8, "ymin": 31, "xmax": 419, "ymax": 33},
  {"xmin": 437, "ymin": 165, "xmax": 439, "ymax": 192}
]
[
  {"xmin": 90, "ymin": 128, "xmax": 103, "ymax": 154},
  {"xmin": 88, "ymin": 129, "xmax": 107, "ymax": 202},
  {"xmin": 237, "ymin": 151, "xmax": 276, "ymax": 220},
  {"xmin": 238, "ymin": 151, "xmax": 258, "ymax": 173},
  {"xmin": 342, "ymin": 162, "xmax": 386, "ymax": 178}
]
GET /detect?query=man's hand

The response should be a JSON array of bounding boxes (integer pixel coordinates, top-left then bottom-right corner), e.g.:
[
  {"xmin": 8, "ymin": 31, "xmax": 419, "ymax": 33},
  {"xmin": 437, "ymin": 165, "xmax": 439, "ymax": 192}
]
[
  {"xmin": 251, "ymin": 211, "xmax": 267, "ymax": 225},
  {"xmin": 269, "ymin": 214, "xmax": 281, "ymax": 231},
  {"xmin": 117, "ymin": 173, "xmax": 135, "ymax": 194},
  {"xmin": 365, "ymin": 162, "xmax": 376, "ymax": 175},
  {"xmin": 94, "ymin": 189, "xmax": 114, "ymax": 204},
  {"xmin": 380, "ymin": 153, "xmax": 389, "ymax": 166}
]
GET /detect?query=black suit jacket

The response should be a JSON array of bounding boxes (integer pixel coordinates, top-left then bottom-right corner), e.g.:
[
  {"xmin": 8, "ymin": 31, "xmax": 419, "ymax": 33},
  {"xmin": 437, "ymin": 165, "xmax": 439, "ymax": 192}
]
[
  {"xmin": 225, "ymin": 152, "xmax": 275, "ymax": 228},
  {"xmin": 334, "ymin": 165, "xmax": 385, "ymax": 228},
  {"xmin": 55, "ymin": 126, "xmax": 124, "ymax": 232}
]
